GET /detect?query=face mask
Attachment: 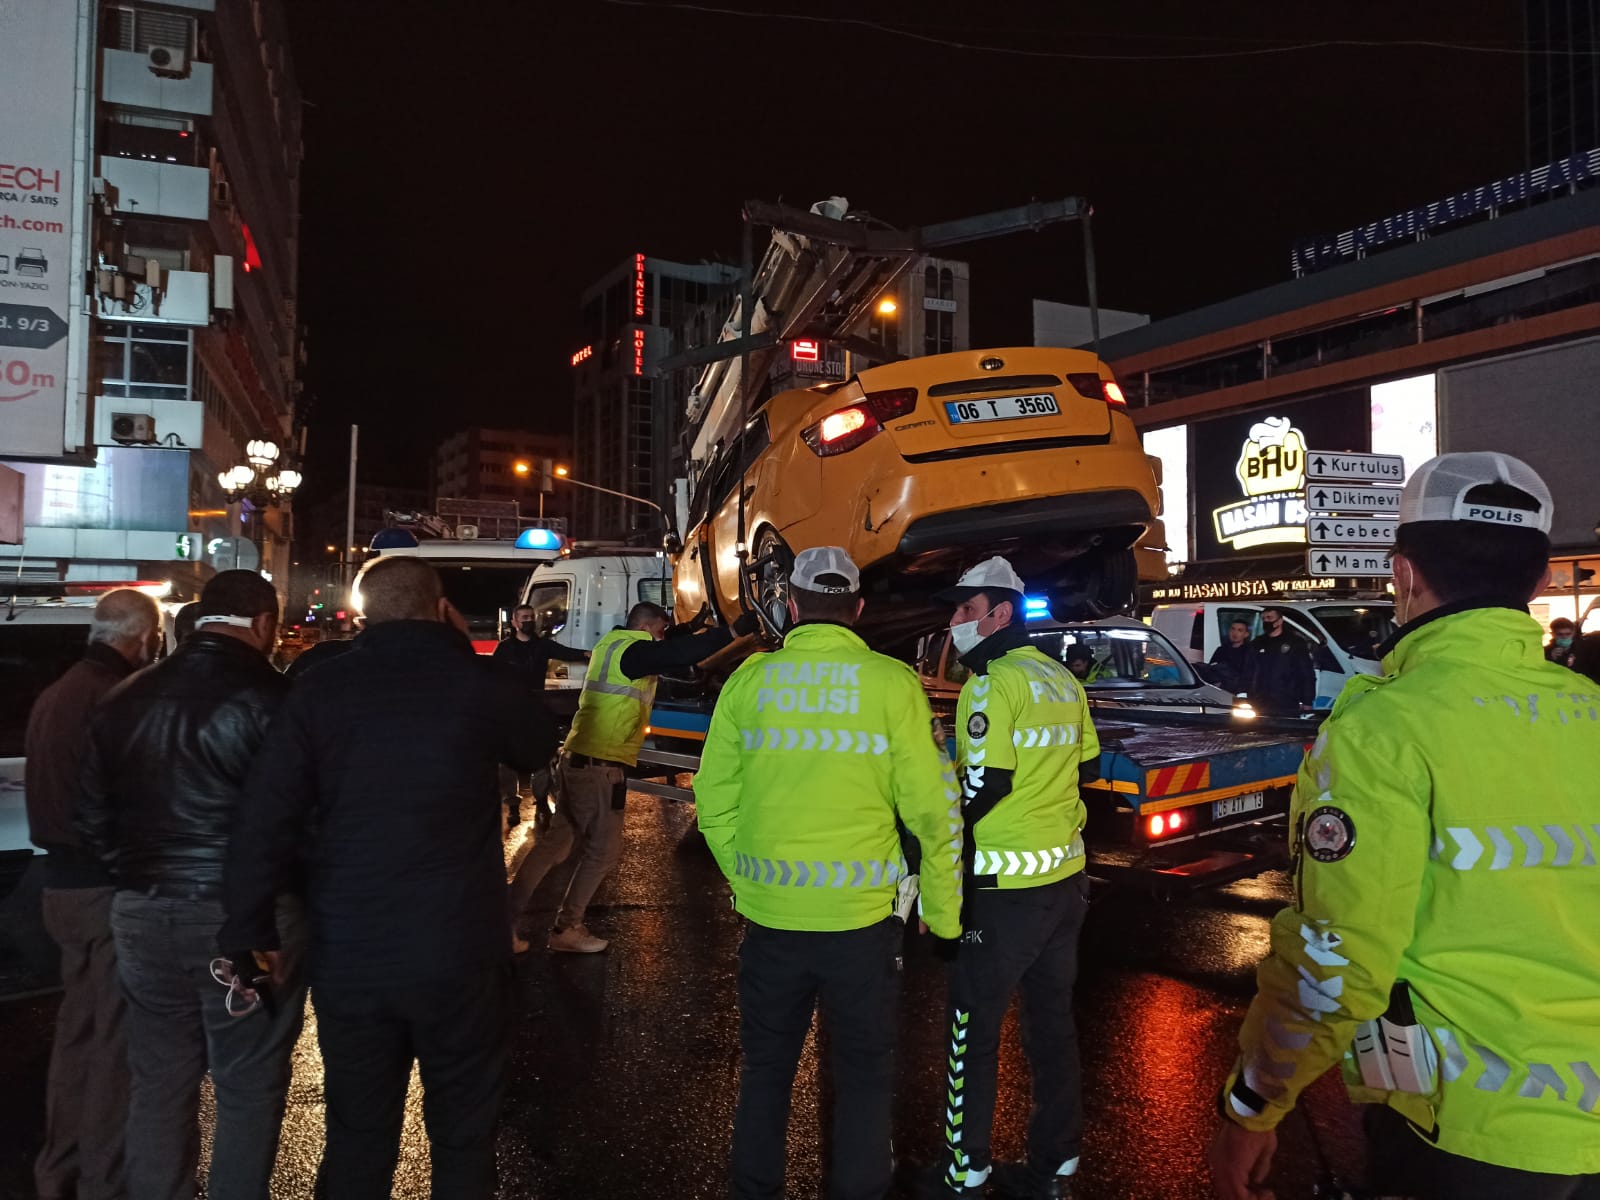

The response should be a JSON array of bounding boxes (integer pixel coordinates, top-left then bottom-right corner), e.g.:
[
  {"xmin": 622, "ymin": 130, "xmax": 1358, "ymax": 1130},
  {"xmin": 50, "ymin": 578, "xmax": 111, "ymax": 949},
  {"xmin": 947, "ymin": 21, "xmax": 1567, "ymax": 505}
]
[
  {"xmin": 1396, "ymin": 561, "xmax": 1416, "ymax": 626},
  {"xmin": 1555, "ymin": 635, "xmax": 1574, "ymax": 648},
  {"xmin": 950, "ymin": 608, "xmax": 998, "ymax": 655}
]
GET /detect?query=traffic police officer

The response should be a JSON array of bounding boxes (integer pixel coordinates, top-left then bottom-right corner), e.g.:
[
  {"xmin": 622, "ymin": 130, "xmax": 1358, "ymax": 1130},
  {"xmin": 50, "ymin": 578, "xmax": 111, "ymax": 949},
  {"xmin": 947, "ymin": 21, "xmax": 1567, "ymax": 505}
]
[
  {"xmin": 929, "ymin": 556, "xmax": 1099, "ymax": 1199},
  {"xmin": 695, "ymin": 547, "xmax": 963, "ymax": 1200},
  {"xmin": 507, "ymin": 600, "xmax": 755, "ymax": 952},
  {"xmin": 1209, "ymin": 453, "xmax": 1600, "ymax": 1199}
]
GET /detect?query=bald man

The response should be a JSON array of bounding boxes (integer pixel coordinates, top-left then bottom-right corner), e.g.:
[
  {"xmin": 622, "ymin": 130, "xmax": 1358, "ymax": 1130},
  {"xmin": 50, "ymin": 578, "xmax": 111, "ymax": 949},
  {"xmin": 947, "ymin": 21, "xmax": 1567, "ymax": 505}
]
[{"xmin": 25, "ymin": 587, "xmax": 161, "ymax": 1200}]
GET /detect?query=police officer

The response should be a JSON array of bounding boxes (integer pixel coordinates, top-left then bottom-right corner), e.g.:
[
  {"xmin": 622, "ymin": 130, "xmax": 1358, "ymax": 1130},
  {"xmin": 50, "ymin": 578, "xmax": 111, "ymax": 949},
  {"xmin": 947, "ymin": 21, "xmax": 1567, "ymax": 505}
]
[
  {"xmin": 695, "ymin": 547, "xmax": 963, "ymax": 1200},
  {"xmin": 928, "ymin": 556, "xmax": 1099, "ymax": 1200},
  {"xmin": 1209, "ymin": 453, "xmax": 1600, "ymax": 1200},
  {"xmin": 506, "ymin": 600, "xmax": 756, "ymax": 952}
]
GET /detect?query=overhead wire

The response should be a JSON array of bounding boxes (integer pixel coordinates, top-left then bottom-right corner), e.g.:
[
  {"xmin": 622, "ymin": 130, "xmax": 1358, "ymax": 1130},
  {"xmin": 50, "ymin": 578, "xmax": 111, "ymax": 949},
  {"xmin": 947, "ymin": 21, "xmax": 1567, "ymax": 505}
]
[{"xmin": 594, "ymin": 0, "xmax": 1600, "ymax": 62}]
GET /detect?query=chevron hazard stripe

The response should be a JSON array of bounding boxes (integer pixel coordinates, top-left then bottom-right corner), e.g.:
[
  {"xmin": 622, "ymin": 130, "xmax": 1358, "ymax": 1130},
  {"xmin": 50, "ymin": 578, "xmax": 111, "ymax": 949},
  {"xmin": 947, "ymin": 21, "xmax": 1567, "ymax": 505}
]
[{"xmin": 1145, "ymin": 761, "xmax": 1211, "ymax": 797}]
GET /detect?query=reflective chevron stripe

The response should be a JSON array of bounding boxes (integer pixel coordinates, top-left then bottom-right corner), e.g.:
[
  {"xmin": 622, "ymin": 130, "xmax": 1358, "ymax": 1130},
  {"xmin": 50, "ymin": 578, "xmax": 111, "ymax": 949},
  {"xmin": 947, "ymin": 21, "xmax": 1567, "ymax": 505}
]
[
  {"xmin": 733, "ymin": 853, "xmax": 907, "ymax": 888},
  {"xmin": 943, "ymin": 1008, "xmax": 974, "ymax": 1188},
  {"xmin": 971, "ymin": 835, "xmax": 1084, "ymax": 877},
  {"xmin": 1011, "ymin": 723, "xmax": 1078, "ymax": 749},
  {"xmin": 1435, "ymin": 823, "xmax": 1600, "ymax": 870},
  {"xmin": 738, "ymin": 727, "xmax": 889, "ymax": 754},
  {"xmin": 1432, "ymin": 1028, "xmax": 1600, "ymax": 1113}
]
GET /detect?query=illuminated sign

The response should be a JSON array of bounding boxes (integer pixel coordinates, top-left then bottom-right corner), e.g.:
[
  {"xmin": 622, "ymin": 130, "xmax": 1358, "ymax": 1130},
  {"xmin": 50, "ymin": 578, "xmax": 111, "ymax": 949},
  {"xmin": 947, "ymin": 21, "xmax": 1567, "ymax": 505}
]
[
  {"xmin": 632, "ymin": 327, "xmax": 645, "ymax": 376},
  {"xmin": 1211, "ymin": 417, "xmax": 1308, "ymax": 550},
  {"xmin": 1293, "ymin": 146, "xmax": 1600, "ymax": 274},
  {"xmin": 1148, "ymin": 577, "xmax": 1338, "ymax": 602},
  {"xmin": 570, "ymin": 345, "xmax": 592, "ymax": 367},
  {"xmin": 240, "ymin": 222, "xmax": 262, "ymax": 273},
  {"xmin": 633, "ymin": 252, "xmax": 646, "ymax": 318},
  {"xmin": 790, "ymin": 339, "xmax": 820, "ymax": 362}
]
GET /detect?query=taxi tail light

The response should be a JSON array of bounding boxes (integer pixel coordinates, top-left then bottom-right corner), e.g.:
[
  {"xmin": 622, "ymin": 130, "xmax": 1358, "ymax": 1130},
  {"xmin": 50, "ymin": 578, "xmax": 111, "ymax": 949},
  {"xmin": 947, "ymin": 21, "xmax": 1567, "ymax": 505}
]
[
  {"xmin": 1067, "ymin": 373, "xmax": 1127, "ymax": 406},
  {"xmin": 801, "ymin": 388, "xmax": 918, "ymax": 457}
]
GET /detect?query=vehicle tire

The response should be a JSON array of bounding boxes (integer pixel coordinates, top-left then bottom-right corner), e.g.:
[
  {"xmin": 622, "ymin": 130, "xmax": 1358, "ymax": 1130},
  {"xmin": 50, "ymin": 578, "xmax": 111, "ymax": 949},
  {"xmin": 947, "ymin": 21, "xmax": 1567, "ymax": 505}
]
[
  {"xmin": 753, "ymin": 527, "xmax": 795, "ymax": 635},
  {"xmin": 1051, "ymin": 547, "xmax": 1138, "ymax": 619}
]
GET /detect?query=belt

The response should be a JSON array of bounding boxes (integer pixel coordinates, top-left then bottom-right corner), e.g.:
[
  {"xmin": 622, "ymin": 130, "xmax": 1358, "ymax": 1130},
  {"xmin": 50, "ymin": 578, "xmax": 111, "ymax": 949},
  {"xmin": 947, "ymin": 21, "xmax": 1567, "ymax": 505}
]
[
  {"xmin": 130, "ymin": 881, "xmax": 225, "ymax": 901},
  {"xmin": 565, "ymin": 752, "xmax": 626, "ymax": 771}
]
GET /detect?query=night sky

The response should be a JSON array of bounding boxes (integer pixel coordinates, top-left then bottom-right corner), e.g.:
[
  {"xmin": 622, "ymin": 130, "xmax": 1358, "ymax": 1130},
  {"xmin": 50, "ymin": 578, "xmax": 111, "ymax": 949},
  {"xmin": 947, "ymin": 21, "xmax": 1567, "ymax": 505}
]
[{"xmin": 282, "ymin": 1, "xmax": 1525, "ymax": 507}]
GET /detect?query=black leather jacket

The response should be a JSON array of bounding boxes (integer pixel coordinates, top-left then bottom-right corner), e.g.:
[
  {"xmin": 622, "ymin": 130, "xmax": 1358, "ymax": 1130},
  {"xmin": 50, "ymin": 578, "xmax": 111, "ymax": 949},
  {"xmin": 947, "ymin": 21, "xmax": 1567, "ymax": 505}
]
[{"xmin": 78, "ymin": 632, "xmax": 289, "ymax": 891}]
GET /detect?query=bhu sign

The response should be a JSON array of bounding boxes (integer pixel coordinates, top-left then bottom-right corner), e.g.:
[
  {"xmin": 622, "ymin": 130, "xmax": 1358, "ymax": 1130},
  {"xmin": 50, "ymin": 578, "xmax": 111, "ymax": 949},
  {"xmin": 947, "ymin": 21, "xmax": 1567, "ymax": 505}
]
[{"xmin": 1212, "ymin": 418, "xmax": 1309, "ymax": 550}]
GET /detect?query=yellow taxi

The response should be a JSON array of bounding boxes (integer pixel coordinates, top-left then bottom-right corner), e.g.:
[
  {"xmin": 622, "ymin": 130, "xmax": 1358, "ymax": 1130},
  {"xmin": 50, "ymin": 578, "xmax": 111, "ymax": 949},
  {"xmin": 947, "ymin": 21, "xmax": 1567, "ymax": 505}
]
[{"xmin": 671, "ymin": 346, "xmax": 1165, "ymax": 636}]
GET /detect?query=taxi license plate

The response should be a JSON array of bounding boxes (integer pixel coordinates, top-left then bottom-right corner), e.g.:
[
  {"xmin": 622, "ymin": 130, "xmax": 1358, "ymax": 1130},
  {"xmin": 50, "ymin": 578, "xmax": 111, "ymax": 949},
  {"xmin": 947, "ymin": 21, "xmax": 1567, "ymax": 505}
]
[
  {"xmin": 1214, "ymin": 791, "xmax": 1265, "ymax": 821},
  {"xmin": 944, "ymin": 393, "xmax": 1060, "ymax": 424}
]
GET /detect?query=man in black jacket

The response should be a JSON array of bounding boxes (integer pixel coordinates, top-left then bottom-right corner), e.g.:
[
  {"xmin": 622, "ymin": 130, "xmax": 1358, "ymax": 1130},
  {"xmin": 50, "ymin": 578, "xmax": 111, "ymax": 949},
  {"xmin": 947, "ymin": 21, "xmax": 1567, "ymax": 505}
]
[
  {"xmin": 25, "ymin": 587, "xmax": 161, "ymax": 1200},
  {"xmin": 1208, "ymin": 618, "xmax": 1254, "ymax": 696},
  {"xmin": 221, "ymin": 555, "xmax": 558, "ymax": 1198},
  {"xmin": 1245, "ymin": 606, "xmax": 1316, "ymax": 716},
  {"xmin": 78, "ymin": 570, "xmax": 303, "ymax": 1200},
  {"xmin": 493, "ymin": 603, "xmax": 588, "ymax": 830}
]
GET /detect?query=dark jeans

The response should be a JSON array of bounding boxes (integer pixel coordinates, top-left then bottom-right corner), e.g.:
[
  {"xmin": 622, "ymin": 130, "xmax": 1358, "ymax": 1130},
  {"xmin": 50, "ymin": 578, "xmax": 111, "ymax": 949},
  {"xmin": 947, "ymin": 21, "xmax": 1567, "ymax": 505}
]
[
  {"xmin": 36, "ymin": 886, "xmax": 128, "ymax": 1200},
  {"xmin": 1365, "ymin": 1105, "xmax": 1600, "ymax": 1199},
  {"xmin": 938, "ymin": 874, "xmax": 1090, "ymax": 1189},
  {"xmin": 111, "ymin": 890, "xmax": 307, "ymax": 1200},
  {"xmin": 732, "ymin": 917, "xmax": 903, "ymax": 1200},
  {"xmin": 312, "ymin": 963, "xmax": 514, "ymax": 1200}
]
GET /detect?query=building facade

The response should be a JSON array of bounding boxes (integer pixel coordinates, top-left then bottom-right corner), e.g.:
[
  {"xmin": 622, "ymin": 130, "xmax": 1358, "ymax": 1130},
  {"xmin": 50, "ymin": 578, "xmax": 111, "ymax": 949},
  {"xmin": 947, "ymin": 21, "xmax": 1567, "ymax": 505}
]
[
  {"xmin": 1104, "ymin": 169, "xmax": 1600, "ymax": 634},
  {"xmin": 0, "ymin": 0, "xmax": 301, "ymax": 596},
  {"xmin": 430, "ymin": 427, "xmax": 573, "ymax": 522}
]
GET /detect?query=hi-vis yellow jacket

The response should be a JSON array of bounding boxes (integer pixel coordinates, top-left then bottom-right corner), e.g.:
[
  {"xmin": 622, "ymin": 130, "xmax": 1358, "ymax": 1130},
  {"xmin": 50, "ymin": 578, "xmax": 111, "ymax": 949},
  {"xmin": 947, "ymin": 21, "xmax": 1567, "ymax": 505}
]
[
  {"xmin": 694, "ymin": 622, "xmax": 963, "ymax": 937},
  {"xmin": 565, "ymin": 628, "xmax": 655, "ymax": 766},
  {"xmin": 1225, "ymin": 606, "xmax": 1600, "ymax": 1175},
  {"xmin": 956, "ymin": 644, "xmax": 1098, "ymax": 889}
]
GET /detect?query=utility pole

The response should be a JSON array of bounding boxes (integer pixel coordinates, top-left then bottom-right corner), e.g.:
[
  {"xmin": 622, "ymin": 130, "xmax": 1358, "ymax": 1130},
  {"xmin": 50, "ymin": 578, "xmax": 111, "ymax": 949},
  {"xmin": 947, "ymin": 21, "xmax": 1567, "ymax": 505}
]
[{"xmin": 343, "ymin": 424, "xmax": 358, "ymax": 590}]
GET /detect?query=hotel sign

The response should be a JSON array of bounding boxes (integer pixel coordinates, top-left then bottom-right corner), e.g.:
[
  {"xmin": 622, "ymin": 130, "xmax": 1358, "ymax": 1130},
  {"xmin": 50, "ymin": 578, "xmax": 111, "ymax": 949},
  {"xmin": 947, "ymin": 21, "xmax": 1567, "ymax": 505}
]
[{"xmin": 1211, "ymin": 417, "xmax": 1308, "ymax": 551}]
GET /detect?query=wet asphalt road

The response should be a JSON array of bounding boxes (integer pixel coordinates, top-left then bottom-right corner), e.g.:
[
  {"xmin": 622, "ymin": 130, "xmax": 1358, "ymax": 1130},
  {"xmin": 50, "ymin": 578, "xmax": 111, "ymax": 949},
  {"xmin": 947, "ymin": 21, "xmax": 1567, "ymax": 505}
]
[{"xmin": 0, "ymin": 794, "xmax": 1365, "ymax": 1199}]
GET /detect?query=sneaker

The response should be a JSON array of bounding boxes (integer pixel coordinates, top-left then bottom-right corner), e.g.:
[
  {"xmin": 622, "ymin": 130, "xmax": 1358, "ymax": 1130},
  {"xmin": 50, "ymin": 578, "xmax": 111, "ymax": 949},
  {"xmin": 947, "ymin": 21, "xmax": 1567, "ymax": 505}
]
[
  {"xmin": 989, "ymin": 1163, "xmax": 1073, "ymax": 1199},
  {"xmin": 547, "ymin": 924, "xmax": 608, "ymax": 953},
  {"xmin": 511, "ymin": 934, "xmax": 531, "ymax": 955}
]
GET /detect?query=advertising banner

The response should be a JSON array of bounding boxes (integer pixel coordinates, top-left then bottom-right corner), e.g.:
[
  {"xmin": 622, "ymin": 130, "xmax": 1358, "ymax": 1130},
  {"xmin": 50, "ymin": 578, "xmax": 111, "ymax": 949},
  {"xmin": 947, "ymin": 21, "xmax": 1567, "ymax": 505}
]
[
  {"xmin": 0, "ymin": 0, "xmax": 82, "ymax": 457},
  {"xmin": 1190, "ymin": 389, "xmax": 1369, "ymax": 561}
]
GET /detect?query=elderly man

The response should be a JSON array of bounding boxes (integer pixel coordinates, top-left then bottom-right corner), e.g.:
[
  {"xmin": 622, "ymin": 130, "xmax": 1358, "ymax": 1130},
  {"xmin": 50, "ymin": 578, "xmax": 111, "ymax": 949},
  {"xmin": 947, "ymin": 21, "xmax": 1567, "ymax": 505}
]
[
  {"xmin": 25, "ymin": 588, "xmax": 161, "ymax": 1200},
  {"xmin": 78, "ymin": 570, "xmax": 303, "ymax": 1200}
]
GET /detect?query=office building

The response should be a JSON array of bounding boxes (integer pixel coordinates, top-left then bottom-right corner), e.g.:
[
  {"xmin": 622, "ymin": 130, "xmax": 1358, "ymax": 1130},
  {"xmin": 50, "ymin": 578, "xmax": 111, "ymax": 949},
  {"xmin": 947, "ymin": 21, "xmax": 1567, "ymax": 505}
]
[
  {"xmin": 0, "ymin": 0, "xmax": 302, "ymax": 595},
  {"xmin": 431, "ymin": 426, "xmax": 573, "ymax": 520}
]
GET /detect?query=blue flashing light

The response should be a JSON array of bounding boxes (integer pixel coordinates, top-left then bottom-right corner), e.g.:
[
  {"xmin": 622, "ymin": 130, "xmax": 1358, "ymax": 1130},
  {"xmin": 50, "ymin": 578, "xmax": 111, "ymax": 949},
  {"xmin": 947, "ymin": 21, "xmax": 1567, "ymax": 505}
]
[
  {"xmin": 514, "ymin": 528, "xmax": 564, "ymax": 551},
  {"xmin": 1023, "ymin": 595, "xmax": 1050, "ymax": 620},
  {"xmin": 370, "ymin": 528, "xmax": 419, "ymax": 550}
]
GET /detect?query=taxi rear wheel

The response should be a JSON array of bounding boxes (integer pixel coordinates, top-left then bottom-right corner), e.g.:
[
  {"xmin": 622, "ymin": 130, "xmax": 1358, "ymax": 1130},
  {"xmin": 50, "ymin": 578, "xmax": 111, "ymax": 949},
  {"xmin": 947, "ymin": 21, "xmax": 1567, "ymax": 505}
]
[{"xmin": 753, "ymin": 527, "xmax": 794, "ymax": 635}]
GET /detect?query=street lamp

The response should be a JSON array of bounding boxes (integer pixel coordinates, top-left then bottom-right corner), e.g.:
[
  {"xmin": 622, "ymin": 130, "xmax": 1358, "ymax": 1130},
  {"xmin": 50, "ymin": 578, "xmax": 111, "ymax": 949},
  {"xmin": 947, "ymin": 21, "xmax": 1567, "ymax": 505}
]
[
  {"xmin": 217, "ymin": 438, "xmax": 304, "ymax": 568},
  {"xmin": 550, "ymin": 464, "xmax": 667, "ymax": 540},
  {"xmin": 876, "ymin": 297, "xmax": 898, "ymax": 316},
  {"xmin": 513, "ymin": 461, "xmax": 531, "ymax": 476}
]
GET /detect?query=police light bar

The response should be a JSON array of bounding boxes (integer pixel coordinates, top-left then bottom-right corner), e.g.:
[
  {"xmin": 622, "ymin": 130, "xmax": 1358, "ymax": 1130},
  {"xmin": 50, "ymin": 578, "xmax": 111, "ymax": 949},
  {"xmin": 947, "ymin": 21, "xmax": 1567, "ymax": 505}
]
[
  {"xmin": 1023, "ymin": 595, "xmax": 1050, "ymax": 619},
  {"xmin": 514, "ymin": 528, "xmax": 564, "ymax": 551}
]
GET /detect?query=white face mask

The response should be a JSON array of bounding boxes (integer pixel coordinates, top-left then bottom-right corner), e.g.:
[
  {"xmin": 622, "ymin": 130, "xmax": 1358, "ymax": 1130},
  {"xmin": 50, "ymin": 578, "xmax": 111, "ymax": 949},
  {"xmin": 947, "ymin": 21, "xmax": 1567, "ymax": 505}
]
[
  {"xmin": 950, "ymin": 607, "xmax": 999, "ymax": 655},
  {"xmin": 1396, "ymin": 560, "xmax": 1416, "ymax": 626}
]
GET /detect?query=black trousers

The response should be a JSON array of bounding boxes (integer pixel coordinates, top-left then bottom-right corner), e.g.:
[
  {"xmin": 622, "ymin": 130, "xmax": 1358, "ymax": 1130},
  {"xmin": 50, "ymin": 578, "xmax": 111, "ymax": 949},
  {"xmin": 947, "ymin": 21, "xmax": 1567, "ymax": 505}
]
[
  {"xmin": 938, "ymin": 874, "xmax": 1090, "ymax": 1189},
  {"xmin": 312, "ymin": 963, "xmax": 513, "ymax": 1200},
  {"xmin": 1365, "ymin": 1105, "xmax": 1600, "ymax": 1200},
  {"xmin": 732, "ymin": 917, "xmax": 903, "ymax": 1200}
]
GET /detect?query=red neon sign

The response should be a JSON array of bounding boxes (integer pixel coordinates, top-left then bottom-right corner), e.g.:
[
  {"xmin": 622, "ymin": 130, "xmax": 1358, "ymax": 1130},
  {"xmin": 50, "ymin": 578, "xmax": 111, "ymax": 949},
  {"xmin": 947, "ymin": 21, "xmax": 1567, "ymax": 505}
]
[
  {"xmin": 633, "ymin": 327, "xmax": 646, "ymax": 376},
  {"xmin": 570, "ymin": 345, "xmax": 593, "ymax": 367},
  {"xmin": 240, "ymin": 222, "xmax": 263, "ymax": 273},
  {"xmin": 791, "ymin": 339, "xmax": 820, "ymax": 363},
  {"xmin": 633, "ymin": 253, "xmax": 646, "ymax": 318}
]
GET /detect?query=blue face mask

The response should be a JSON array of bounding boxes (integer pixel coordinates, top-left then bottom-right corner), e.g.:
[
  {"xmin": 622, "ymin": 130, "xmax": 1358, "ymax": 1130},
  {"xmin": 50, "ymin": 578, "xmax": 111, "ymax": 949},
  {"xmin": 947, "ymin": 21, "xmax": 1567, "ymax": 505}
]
[{"xmin": 1555, "ymin": 635, "xmax": 1574, "ymax": 648}]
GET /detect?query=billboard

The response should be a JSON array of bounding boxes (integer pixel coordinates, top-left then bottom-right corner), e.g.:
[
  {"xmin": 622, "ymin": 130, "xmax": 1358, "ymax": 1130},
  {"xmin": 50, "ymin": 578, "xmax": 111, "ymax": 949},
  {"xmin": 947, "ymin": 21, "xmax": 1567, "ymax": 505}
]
[
  {"xmin": 1190, "ymin": 389, "xmax": 1370, "ymax": 561},
  {"xmin": 0, "ymin": 0, "xmax": 83, "ymax": 457}
]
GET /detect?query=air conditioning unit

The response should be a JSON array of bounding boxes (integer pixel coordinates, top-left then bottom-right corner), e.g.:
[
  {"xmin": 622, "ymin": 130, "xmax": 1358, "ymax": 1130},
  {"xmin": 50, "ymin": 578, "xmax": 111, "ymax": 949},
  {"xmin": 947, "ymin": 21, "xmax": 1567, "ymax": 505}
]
[
  {"xmin": 456, "ymin": 524, "xmax": 480, "ymax": 541},
  {"xmin": 111, "ymin": 413, "xmax": 157, "ymax": 444},
  {"xmin": 146, "ymin": 44, "xmax": 189, "ymax": 76}
]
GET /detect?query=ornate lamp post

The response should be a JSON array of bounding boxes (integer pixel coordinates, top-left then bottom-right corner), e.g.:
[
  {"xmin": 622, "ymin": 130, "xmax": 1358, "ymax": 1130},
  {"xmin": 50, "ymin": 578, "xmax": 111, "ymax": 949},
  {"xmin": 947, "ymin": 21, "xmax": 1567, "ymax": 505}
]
[{"xmin": 217, "ymin": 438, "xmax": 303, "ymax": 569}]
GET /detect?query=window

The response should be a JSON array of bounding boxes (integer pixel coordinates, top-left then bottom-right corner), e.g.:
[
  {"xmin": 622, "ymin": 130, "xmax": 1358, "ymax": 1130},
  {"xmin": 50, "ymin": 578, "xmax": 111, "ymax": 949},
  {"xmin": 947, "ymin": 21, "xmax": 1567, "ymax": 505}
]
[
  {"xmin": 96, "ymin": 324, "xmax": 191, "ymax": 400},
  {"xmin": 1028, "ymin": 627, "xmax": 1199, "ymax": 689},
  {"xmin": 1312, "ymin": 605, "xmax": 1394, "ymax": 661},
  {"xmin": 101, "ymin": 113, "xmax": 196, "ymax": 166},
  {"xmin": 637, "ymin": 576, "xmax": 671, "ymax": 608},
  {"xmin": 107, "ymin": 6, "xmax": 196, "ymax": 53},
  {"xmin": 524, "ymin": 581, "xmax": 571, "ymax": 638}
]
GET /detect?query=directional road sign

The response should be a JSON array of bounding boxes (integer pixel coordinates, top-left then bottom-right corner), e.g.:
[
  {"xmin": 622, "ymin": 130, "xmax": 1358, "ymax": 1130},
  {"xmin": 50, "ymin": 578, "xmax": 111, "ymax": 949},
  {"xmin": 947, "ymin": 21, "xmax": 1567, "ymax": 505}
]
[
  {"xmin": 1306, "ymin": 549, "xmax": 1393, "ymax": 577},
  {"xmin": 1306, "ymin": 516, "xmax": 1398, "ymax": 548},
  {"xmin": 1306, "ymin": 483, "xmax": 1402, "ymax": 514},
  {"xmin": 0, "ymin": 304, "xmax": 69, "ymax": 350},
  {"xmin": 1305, "ymin": 450, "xmax": 1405, "ymax": 485}
]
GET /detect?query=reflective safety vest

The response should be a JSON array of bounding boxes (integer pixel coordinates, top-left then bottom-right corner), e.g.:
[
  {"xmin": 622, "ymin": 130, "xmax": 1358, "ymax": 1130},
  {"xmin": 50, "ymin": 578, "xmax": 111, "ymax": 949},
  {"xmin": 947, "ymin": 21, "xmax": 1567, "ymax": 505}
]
[
  {"xmin": 693, "ymin": 622, "xmax": 964, "ymax": 937},
  {"xmin": 1226, "ymin": 606, "xmax": 1600, "ymax": 1176},
  {"xmin": 956, "ymin": 644, "xmax": 1098, "ymax": 890},
  {"xmin": 564, "ymin": 628, "xmax": 656, "ymax": 767}
]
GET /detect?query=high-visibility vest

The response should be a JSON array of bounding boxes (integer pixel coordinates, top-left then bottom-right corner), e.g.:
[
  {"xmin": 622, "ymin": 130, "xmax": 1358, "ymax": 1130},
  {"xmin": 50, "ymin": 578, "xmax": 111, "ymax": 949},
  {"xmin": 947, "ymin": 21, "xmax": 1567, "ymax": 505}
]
[
  {"xmin": 1226, "ymin": 605, "xmax": 1600, "ymax": 1176},
  {"xmin": 956, "ymin": 645, "xmax": 1098, "ymax": 889},
  {"xmin": 564, "ymin": 628, "xmax": 656, "ymax": 766}
]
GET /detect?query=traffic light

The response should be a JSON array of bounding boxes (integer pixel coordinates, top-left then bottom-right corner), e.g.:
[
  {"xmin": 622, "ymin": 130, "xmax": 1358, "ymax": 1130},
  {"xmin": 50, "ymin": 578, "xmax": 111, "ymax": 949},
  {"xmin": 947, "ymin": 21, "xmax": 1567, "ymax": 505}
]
[{"xmin": 538, "ymin": 457, "xmax": 554, "ymax": 493}]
